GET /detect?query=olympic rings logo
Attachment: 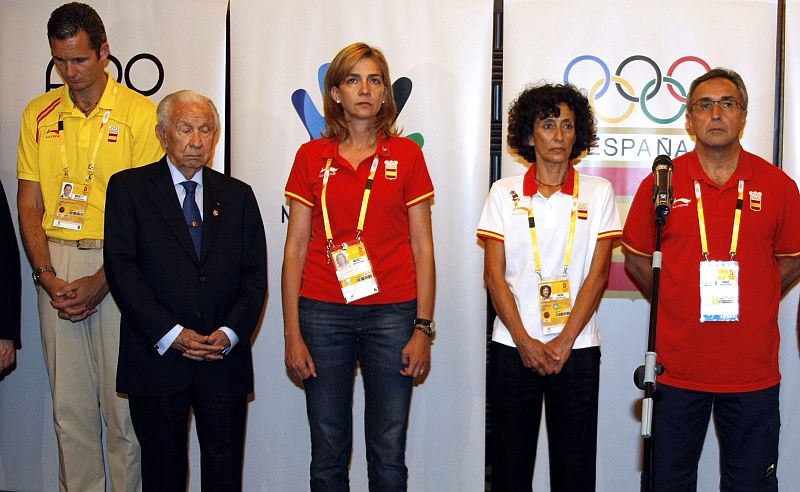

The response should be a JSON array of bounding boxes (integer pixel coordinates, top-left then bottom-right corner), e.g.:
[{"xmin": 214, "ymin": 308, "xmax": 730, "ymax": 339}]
[{"xmin": 563, "ymin": 55, "xmax": 711, "ymax": 124}]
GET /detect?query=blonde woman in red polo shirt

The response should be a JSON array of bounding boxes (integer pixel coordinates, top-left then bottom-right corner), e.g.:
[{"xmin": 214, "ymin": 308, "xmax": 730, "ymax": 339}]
[{"xmin": 282, "ymin": 42, "xmax": 435, "ymax": 491}]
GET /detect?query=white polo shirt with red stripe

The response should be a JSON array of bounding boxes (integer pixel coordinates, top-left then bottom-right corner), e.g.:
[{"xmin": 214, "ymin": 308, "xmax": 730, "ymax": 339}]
[
  {"xmin": 477, "ymin": 164, "xmax": 622, "ymax": 349},
  {"xmin": 286, "ymin": 135, "xmax": 434, "ymax": 304}
]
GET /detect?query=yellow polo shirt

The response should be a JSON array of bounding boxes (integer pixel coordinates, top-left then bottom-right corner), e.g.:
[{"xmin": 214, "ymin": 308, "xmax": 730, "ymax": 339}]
[{"xmin": 17, "ymin": 74, "xmax": 164, "ymax": 240}]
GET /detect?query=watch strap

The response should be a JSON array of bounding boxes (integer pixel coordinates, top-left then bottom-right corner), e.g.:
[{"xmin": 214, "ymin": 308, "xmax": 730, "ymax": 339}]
[
  {"xmin": 413, "ymin": 318, "xmax": 435, "ymax": 338},
  {"xmin": 32, "ymin": 265, "xmax": 56, "ymax": 283}
]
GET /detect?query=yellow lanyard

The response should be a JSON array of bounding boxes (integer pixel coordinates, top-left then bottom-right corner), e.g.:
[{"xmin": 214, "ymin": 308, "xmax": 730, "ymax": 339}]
[
  {"xmin": 59, "ymin": 108, "xmax": 111, "ymax": 183},
  {"xmin": 528, "ymin": 171, "xmax": 580, "ymax": 280},
  {"xmin": 694, "ymin": 179, "xmax": 744, "ymax": 260},
  {"xmin": 320, "ymin": 155, "xmax": 380, "ymax": 259}
]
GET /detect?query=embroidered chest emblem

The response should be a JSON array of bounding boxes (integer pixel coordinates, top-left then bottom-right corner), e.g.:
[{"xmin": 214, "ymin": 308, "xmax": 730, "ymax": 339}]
[
  {"xmin": 318, "ymin": 166, "xmax": 339, "ymax": 178},
  {"xmin": 672, "ymin": 197, "xmax": 692, "ymax": 209},
  {"xmin": 107, "ymin": 125, "xmax": 119, "ymax": 143},
  {"xmin": 384, "ymin": 160, "xmax": 398, "ymax": 180},
  {"xmin": 510, "ymin": 189, "xmax": 529, "ymax": 215},
  {"xmin": 577, "ymin": 202, "xmax": 589, "ymax": 220},
  {"xmin": 749, "ymin": 190, "xmax": 762, "ymax": 211}
]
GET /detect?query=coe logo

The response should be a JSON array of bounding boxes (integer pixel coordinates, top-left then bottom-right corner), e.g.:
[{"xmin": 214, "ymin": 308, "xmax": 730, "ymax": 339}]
[
  {"xmin": 291, "ymin": 63, "xmax": 424, "ymax": 147},
  {"xmin": 563, "ymin": 55, "xmax": 711, "ymax": 125},
  {"xmin": 46, "ymin": 53, "xmax": 165, "ymax": 96}
]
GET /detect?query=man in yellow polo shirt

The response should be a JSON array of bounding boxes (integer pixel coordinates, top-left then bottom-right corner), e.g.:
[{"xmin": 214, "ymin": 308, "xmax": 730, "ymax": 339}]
[{"xmin": 16, "ymin": 3, "xmax": 163, "ymax": 491}]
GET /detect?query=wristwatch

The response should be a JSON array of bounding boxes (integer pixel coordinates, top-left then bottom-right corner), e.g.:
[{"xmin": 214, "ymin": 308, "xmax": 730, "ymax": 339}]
[
  {"xmin": 32, "ymin": 265, "xmax": 56, "ymax": 284},
  {"xmin": 413, "ymin": 318, "xmax": 436, "ymax": 339}
]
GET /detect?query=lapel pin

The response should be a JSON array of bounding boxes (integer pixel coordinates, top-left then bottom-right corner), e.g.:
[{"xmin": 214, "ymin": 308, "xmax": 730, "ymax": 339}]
[{"xmin": 212, "ymin": 209, "xmax": 219, "ymax": 217}]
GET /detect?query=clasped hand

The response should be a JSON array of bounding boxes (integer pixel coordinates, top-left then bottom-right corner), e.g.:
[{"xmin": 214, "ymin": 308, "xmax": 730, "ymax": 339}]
[
  {"xmin": 516, "ymin": 333, "xmax": 573, "ymax": 376},
  {"xmin": 48, "ymin": 273, "xmax": 108, "ymax": 322},
  {"xmin": 172, "ymin": 328, "xmax": 230, "ymax": 361}
]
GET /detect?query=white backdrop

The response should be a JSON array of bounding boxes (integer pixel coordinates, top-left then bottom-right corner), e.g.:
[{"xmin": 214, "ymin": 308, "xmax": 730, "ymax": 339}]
[
  {"xmin": 230, "ymin": 0, "xmax": 492, "ymax": 490},
  {"xmin": 505, "ymin": 0, "xmax": 800, "ymax": 490},
  {"xmin": 1, "ymin": 1, "xmax": 799, "ymax": 491},
  {"xmin": 779, "ymin": 2, "xmax": 800, "ymax": 490},
  {"xmin": 0, "ymin": 1, "xmax": 227, "ymax": 490}
]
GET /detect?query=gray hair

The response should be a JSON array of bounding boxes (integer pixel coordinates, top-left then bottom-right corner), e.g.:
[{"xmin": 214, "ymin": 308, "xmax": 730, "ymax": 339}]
[
  {"xmin": 686, "ymin": 67, "xmax": 748, "ymax": 112},
  {"xmin": 156, "ymin": 90, "xmax": 220, "ymax": 132}
]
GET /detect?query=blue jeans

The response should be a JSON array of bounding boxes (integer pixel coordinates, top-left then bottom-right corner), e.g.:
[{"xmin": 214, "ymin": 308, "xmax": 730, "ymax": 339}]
[
  {"xmin": 299, "ymin": 297, "xmax": 417, "ymax": 492},
  {"xmin": 490, "ymin": 341, "xmax": 600, "ymax": 492},
  {"xmin": 641, "ymin": 383, "xmax": 780, "ymax": 492}
]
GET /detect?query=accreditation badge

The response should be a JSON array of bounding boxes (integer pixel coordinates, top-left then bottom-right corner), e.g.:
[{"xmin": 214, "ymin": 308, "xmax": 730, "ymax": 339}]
[
  {"xmin": 52, "ymin": 181, "xmax": 90, "ymax": 231},
  {"xmin": 699, "ymin": 260, "xmax": 739, "ymax": 322},
  {"xmin": 331, "ymin": 239, "xmax": 380, "ymax": 303},
  {"xmin": 538, "ymin": 279, "xmax": 572, "ymax": 335}
]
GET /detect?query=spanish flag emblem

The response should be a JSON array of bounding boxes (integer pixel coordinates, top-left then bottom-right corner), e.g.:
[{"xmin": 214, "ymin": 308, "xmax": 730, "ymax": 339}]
[
  {"xmin": 577, "ymin": 204, "xmax": 588, "ymax": 220},
  {"xmin": 749, "ymin": 191, "xmax": 762, "ymax": 211},
  {"xmin": 384, "ymin": 160, "xmax": 398, "ymax": 180}
]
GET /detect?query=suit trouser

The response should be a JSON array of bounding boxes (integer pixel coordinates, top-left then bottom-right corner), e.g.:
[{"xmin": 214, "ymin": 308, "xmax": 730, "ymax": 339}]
[
  {"xmin": 38, "ymin": 241, "xmax": 141, "ymax": 492},
  {"xmin": 129, "ymin": 380, "xmax": 248, "ymax": 492}
]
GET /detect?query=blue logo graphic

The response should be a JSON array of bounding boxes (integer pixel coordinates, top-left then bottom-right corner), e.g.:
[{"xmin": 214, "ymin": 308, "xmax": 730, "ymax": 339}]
[{"xmin": 291, "ymin": 63, "xmax": 424, "ymax": 147}]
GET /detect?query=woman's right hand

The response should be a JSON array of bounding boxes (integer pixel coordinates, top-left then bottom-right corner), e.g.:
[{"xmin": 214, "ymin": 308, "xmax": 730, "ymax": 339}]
[
  {"xmin": 285, "ymin": 337, "xmax": 317, "ymax": 380},
  {"xmin": 514, "ymin": 334, "xmax": 559, "ymax": 376}
]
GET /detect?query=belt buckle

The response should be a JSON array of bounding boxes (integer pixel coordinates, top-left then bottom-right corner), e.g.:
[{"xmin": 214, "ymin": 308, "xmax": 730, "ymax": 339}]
[{"xmin": 77, "ymin": 239, "xmax": 93, "ymax": 250}]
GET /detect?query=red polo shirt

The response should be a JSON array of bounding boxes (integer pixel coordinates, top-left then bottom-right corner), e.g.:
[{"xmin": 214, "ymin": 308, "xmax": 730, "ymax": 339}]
[
  {"xmin": 286, "ymin": 135, "xmax": 434, "ymax": 304},
  {"xmin": 623, "ymin": 149, "xmax": 800, "ymax": 392}
]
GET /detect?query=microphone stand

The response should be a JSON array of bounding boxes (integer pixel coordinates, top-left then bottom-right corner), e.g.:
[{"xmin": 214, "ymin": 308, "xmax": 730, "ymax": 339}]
[{"xmin": 634, "ymin": 203, "xmax": 668, "ymax": 492}]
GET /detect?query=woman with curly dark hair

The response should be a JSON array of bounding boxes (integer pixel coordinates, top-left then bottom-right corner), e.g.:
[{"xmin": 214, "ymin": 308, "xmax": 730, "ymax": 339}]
[{"xmin": 477, "ymin": 82, "xmax": 622, "ymax": 491}]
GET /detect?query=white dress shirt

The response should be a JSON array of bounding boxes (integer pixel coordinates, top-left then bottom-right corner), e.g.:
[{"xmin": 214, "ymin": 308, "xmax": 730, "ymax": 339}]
[{"xmin": 154, "ymin": 158, "xmax": 238, "ymax": 356}]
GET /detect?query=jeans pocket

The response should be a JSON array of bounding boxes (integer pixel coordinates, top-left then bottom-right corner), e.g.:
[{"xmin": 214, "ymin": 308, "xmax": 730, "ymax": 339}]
[
  {"xmin": 389, "ymin": 299, "xmax": 417, "ymax": 315},
  {"xmin": 298, "ymin": 296, "xmax": 321, "ymax": 313}
]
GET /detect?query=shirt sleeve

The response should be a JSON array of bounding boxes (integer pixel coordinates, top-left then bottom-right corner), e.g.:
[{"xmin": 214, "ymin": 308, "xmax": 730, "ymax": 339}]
[
  {"xmin": 773, "ymin": 174, "xmax": 800, "ymax": 257},
  {"xmin": 218, "ymin": 327, "xmax": 239, "ymax": 354},
  {"xmin": 404, "ymin": 142, "xmax": 434, "ymax": 207},
  {"xmin": 596, "ymin": 181, "xmax": 623, "ymax": 240},
  {"xmin": 131, "ymin": 106, "xmax": 164, "ymax": 167},
  {"xmin": 155, "ymin": 325, "xmax": 184, "ymax": 355},
  {"xmin": 622, "ymin": 174, "xmax": 656, "ymax": 257},
  {"xmin": 16, "ymin": 103, "xmax": 41, "ymax": 182},
  {"xmin": 477, "ymin": 181, "xmax": 505, "ymax": 242},
  {"xmin": 285, "ymin": 144, "xmax": 315, "ymax": 207}
]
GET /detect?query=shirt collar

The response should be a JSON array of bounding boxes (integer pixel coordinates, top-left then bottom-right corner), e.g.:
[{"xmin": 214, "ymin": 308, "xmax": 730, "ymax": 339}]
[
  {"xmin": 167, "ymin": 156, "xmax": 204, "ymax": 188},
  {"xmin": 61, "ymin": 72, "xmax": 117, "ymax": 116},
  {"xmin": 522, "ymin": 163, "xmax": 576, "ymax": 196},
  {"xmin": 320, "ymin": 132, "xmax": 392, "ymax": 159},
  {"xmin": 686, "ymin": 148, "xmax": 752, "ymax": 188}
]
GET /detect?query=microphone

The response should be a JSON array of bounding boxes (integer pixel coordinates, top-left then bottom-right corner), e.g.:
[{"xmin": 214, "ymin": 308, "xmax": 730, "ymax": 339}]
[{"xmin": 651, "ymin": 155, "xmax": 674, "ymax": 218}]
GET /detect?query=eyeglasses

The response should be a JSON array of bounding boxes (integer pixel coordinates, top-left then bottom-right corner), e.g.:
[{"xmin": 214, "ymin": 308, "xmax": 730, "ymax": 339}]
[{"xmin": 691, "ymin": 98, "xmax": 742, "ymax": 113}]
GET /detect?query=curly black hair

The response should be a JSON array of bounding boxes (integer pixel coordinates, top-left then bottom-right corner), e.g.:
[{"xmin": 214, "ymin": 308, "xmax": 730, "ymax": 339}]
[{"xmin": 507, "ymin": 83, "xmax": 597, "ymax": 163}]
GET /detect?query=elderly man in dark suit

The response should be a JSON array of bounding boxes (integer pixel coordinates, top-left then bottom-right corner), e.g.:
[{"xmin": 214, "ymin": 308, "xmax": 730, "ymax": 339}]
[{"xmin": 104, "ymin": 90, "xmax": 267, "ymax": 491}]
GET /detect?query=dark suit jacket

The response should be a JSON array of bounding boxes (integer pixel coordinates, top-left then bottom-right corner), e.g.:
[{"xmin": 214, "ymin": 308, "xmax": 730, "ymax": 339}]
[
  {"xmin": 104, "ymin": 158, "xmax": 267, "ymax": 397},
  {"xmin": 0, "ymin": 179, "xmax": 21, "ymax": 344}
]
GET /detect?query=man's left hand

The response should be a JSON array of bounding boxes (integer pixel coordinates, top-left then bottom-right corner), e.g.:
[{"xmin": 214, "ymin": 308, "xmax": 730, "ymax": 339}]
[
  {"xmin": 207, "ymin": 330, "xmax": 231, "ymax": 354},
  {"xmin": 50, "ymin": 271, "xmax": 109, "ymax": 322},
  {"xmin": 0, "ymin": 339, "xmax": 15, "ymax": 373},
  {"xmin": 182, "ymin": 329, "xmax": 230, "ymax": 362},
  {"xmin": 400, "ymin": 330, "xmax": 431, "ymax": 378}
]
